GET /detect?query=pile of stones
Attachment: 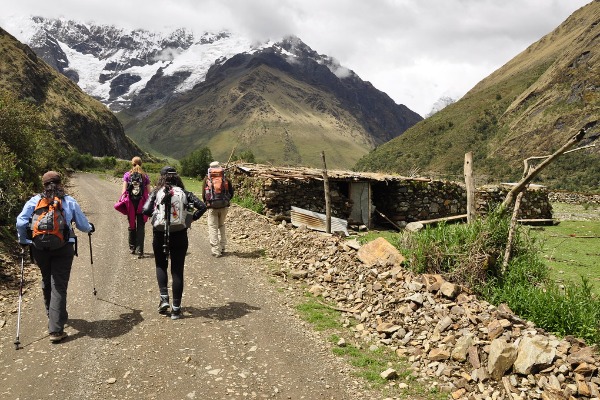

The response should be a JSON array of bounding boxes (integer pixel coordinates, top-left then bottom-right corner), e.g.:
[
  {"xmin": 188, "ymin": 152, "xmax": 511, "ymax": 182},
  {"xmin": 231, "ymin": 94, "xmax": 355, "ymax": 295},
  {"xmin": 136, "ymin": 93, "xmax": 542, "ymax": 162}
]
[{"xmin": 228, "ymin": 206, "xmax": 599, "ymax": 400}]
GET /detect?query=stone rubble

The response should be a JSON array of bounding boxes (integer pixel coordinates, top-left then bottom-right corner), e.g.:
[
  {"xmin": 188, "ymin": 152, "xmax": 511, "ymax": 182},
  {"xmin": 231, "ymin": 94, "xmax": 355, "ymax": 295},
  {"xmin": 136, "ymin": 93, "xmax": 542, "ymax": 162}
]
[{"xmin": 228, "ymin": 205, "xmax": 600, "ymax": 400}]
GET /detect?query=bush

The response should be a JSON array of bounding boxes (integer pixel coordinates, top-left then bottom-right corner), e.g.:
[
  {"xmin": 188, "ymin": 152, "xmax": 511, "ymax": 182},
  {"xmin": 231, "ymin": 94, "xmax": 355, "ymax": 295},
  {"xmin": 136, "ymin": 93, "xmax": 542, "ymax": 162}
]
[
  {"xmin": 232, "ymin": 150, "xmax": 256, "ymax": 163},
  {"xmin": 0, "ymin": 142, "xmax": 29, "ymax": 226},
  {"xmin": 0, "ymin": 91, "xmax": 67, "ymax": 226},
  {"xmin": 232, "ymin": 195, "xmax": 264, "ymax": 214},
  {"xmin": 401, "ymin": 212, "xmax": 510, "ymax": 289}
]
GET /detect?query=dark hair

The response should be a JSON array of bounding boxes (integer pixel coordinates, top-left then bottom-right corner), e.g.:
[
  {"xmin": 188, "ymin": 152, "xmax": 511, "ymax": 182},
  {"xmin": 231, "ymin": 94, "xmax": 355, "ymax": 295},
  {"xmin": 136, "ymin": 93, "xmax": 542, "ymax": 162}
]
[
  {"xmin": 43, "ymin": 182, "xmax": 66, "ymax": 199},
  {"xmin": 155, "ymin": 173, "xmax": 185, "ymax": 190}
]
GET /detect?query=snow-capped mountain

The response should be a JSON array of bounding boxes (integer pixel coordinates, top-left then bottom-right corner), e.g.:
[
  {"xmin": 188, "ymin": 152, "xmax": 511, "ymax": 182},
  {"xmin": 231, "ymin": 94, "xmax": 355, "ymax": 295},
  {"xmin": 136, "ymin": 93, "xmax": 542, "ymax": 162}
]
[
  {"xmin": 1, "ymin": 15, "xmax": 422, "ymax": 168},
  {"xmin": 1, "ymin": 16, "xmax": 354, "ymax": 113}
]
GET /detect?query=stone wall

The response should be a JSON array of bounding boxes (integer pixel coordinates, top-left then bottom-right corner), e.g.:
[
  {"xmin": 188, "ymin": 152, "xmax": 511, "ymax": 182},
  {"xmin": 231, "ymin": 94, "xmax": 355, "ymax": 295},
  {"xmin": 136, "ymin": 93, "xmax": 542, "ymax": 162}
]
[
  {"xmin": 231, "ymin": 170, "xmax": 553, "ymax": 226},
  {"xmin": 371, "ymin": 180, "xmax": 466, "ymax": 225},
  {"xmin": 477, "ymin": 185, "xmax": 553, "ymax": 220},
  {"xmin": 234, "ymin": 176, "xmax": 352, "ymax": 220},
  {"xmin": 549, "ymin": 191, "xmax": 600, "ymax": 205}
]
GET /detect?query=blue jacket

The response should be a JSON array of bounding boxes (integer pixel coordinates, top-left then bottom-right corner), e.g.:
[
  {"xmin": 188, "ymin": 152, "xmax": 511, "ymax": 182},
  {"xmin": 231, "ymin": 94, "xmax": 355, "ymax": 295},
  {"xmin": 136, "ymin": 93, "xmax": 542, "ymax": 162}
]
[{"xmin": 16, "ymin": 194, "xmax": 93, "ymax": 245}]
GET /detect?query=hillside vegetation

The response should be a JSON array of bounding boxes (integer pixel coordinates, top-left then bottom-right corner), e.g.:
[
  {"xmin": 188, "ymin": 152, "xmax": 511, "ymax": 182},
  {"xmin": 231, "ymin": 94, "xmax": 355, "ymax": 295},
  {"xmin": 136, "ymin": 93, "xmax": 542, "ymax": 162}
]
[
  {"xmin": 356, "ymin": 2, "xmax": 599, "ymax": 192},
  {"xmin": 0, "ymin": 27, "xmax": 143, "ymax": 159}
]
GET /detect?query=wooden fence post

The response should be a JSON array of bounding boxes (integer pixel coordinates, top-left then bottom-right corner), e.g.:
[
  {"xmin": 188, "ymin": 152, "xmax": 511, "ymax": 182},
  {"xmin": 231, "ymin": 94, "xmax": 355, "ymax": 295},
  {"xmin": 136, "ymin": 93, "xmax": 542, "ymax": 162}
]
[
  {"xmin": 321, "ymin": 151, "xmax": 331, "ymax": 234},
  {"xmin": 464, "ymin": 152, "xmax": 475, "ymax": 223}
]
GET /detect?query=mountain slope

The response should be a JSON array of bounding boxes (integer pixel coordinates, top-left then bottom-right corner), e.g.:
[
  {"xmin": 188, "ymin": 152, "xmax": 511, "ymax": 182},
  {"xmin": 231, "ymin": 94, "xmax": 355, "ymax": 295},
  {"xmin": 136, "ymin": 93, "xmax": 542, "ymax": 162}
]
[
  {"xmin": 0, "ymin": 27, "xmax": 143, "ymax": 158},
  {"xmin": 121, "ymin": 44, "xmax": 422, "ymax": 168},
  {"xmin": 356, "ymin": 1, "xmax": 599, "ymax": 191}
]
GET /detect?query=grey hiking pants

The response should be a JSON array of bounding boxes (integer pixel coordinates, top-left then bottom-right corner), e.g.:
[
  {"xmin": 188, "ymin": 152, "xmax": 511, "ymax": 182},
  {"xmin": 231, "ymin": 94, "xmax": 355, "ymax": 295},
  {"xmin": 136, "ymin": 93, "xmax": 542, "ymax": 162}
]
[{"xmin": 31, "ymin": 243, "xmax": 75, "ymax": 334}]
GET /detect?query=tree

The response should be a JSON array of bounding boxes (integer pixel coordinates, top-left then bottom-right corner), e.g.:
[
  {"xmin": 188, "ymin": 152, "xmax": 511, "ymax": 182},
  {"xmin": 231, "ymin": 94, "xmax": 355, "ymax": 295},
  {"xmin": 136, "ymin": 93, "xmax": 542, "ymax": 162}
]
[{"xmin": 180, "ymin": 147, "xmax": 213, "ymax": 178}]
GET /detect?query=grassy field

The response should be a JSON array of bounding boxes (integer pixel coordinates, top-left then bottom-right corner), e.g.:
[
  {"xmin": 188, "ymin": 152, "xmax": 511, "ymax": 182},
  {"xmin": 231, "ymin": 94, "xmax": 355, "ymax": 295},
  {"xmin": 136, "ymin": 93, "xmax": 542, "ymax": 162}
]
[{"xmin": 530, "ymin": 202, "xmax": 600, "ymax": 296}]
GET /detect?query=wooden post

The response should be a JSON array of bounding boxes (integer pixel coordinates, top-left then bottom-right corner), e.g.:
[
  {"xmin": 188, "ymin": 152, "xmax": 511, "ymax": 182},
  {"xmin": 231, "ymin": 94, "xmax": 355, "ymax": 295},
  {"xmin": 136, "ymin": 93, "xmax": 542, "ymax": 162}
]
[
  {"xmin": 321, "ymin": 151, "xmax": 331, "ymax": 234},
  {"xmin": 502, "ymin": 190, "xmax": 525, "ymax": 273},
  {"xmin": 464, "ymin": 152, "xmax": 475, "ymax": 223}
]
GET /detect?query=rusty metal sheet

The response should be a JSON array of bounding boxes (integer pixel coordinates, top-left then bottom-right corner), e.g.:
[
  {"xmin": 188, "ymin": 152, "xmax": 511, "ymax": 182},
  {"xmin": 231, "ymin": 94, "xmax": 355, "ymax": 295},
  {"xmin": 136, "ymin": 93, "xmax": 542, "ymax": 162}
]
[{"xmin": 290, "ymin": 206, "xmax": 348, "ymax": 236}]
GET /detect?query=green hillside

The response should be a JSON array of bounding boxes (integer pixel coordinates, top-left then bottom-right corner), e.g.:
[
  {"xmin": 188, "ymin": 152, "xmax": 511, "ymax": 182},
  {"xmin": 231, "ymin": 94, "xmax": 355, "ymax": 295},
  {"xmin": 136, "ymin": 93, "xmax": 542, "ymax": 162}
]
[{"xmin": 356, "ymin": 1, "xmax": 599, "ymax": 192}]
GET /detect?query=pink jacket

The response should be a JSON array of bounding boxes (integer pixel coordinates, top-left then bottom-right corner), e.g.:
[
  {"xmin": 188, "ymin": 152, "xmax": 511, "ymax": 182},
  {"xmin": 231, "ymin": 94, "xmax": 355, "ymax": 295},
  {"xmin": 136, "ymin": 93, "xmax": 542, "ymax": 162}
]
[{"xmin": 115, "ymin": 172, "xmax": 150, "ymax": 229}]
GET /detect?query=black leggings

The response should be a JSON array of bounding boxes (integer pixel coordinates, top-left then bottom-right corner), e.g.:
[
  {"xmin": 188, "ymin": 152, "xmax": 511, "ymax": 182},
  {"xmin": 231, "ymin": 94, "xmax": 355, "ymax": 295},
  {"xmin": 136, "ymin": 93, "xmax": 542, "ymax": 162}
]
[{"xmin": 152, "ymin": 229, "xmax": 188, "ymax": 307}]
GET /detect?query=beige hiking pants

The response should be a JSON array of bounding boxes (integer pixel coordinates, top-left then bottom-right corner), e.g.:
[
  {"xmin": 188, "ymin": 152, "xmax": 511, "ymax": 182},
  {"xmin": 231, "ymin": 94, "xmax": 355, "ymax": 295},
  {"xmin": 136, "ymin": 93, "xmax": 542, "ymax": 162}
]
[{"xmin": 207, "ymin": 207, "xmax": 228, "ymax": 256}]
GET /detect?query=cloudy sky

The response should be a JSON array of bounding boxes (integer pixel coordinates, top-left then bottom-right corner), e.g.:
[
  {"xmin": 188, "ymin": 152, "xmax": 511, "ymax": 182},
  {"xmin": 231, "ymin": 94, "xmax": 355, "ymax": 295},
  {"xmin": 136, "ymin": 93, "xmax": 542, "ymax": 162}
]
[{"xmin": 1, "ymin": 0, "xmax": 592, "ymax": 116}]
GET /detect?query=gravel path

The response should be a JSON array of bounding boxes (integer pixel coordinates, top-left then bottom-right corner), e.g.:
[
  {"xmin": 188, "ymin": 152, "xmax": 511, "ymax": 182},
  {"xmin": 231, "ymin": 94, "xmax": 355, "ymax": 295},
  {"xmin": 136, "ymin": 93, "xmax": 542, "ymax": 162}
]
[{"xmin": 0, "ymin": 173, "xmax": 376, "ymax": 400}]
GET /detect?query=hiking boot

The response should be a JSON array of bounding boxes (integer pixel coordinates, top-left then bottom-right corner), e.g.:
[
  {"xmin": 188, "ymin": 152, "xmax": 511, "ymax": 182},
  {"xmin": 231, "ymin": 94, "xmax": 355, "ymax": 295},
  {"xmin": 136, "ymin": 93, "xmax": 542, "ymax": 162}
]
[
  {"xmin": 158, "ymin": 296, "xmax": 170, "ymax": 314},
  {"xmin": 49, "ymin": 331, "xmax": 68, "ymax": 343},
  {"xmin": 171, "ymin": 306, "xmax": 182, "ymax": 320}
]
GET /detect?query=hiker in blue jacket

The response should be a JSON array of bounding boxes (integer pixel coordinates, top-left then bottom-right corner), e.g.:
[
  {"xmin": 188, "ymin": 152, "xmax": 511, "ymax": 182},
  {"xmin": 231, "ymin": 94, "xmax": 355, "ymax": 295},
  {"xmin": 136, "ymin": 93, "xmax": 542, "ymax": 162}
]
[{"xmin": 16, "ymin": 171, "xmax": 94, "ymax": 343}]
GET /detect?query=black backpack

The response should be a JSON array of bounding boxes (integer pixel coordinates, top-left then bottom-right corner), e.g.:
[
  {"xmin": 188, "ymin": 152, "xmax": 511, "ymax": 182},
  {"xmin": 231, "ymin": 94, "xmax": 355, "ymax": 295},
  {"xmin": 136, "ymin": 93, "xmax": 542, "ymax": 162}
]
[{"xmin": 128, "ymin": 172, "xmax": 144, "ymax": 200}]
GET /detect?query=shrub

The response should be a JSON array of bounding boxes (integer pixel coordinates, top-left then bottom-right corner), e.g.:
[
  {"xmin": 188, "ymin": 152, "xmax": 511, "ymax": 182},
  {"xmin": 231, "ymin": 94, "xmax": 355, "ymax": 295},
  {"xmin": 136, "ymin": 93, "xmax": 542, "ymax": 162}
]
[
  {"xmin": 401, "ymin": 212, "xmax": 510, "ymax": 289},
  {"xmin": 232, "ymin": 195, "xmax": 264, "ymax": 214},
  {"xmin": 0, "ymin": 91, "xmax": 66, "ymax": 225}
]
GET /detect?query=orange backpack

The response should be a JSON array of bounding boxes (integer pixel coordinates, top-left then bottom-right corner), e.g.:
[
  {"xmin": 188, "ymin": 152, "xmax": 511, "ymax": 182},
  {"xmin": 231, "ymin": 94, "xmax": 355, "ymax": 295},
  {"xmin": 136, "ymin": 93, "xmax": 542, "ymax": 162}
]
[
  {"xmin": 30, "ymin": 196, "xmax": 70, "ymax": 250},
  {"xmin": 204, "ymin": 167, "xmax": 231, "ymax": 208}
]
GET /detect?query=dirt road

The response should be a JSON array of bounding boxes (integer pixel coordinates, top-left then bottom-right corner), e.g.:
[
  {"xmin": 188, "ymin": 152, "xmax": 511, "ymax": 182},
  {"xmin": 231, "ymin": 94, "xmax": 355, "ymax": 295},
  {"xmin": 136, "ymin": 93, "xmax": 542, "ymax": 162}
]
[{"xmin": 0, "ymin": 173, "xmax": 374, "ymax": 400}]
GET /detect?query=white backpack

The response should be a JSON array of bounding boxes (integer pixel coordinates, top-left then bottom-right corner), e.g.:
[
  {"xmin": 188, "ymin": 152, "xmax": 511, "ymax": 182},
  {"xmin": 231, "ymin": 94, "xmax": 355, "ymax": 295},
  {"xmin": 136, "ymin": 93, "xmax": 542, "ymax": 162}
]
[{"xmin": 152, "ymin": 186, "xmax": 191, "ymax": 232}]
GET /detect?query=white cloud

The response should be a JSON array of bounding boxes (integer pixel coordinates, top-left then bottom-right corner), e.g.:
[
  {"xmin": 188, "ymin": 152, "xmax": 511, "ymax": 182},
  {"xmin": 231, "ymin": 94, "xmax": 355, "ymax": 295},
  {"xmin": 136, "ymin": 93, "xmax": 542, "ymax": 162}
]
[{"xmin": 0, "ymin": 0, "xmax": 592, "ymax": 116}]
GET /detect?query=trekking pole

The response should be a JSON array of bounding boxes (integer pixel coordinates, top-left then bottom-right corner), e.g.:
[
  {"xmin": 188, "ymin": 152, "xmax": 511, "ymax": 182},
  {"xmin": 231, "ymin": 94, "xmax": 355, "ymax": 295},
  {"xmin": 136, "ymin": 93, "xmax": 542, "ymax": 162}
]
[
  {"xmin": 14, "ymin": 247, "xmax": 26, "ymax": 350},
  {"xmin": 89, "ymin": 232, "xmax": 97, "ymax": 296}
]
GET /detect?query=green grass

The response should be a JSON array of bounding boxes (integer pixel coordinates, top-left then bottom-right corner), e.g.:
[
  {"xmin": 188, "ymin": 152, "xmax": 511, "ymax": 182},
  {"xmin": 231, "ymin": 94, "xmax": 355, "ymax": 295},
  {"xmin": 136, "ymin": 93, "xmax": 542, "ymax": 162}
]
[
  {"xmin": 354, "ymin": 230, "xmax": 401, "ymax": 246},
  {"xmin": 530, "ymin": 220, "xmax": 600, "ymax": 296},
  {"xmin": 293, "ymin": 297, "xmax": 449, "ymax": 399},
  {"xmin": 295, "ymin": 298, "xmax": 344, "ymax": 331}
]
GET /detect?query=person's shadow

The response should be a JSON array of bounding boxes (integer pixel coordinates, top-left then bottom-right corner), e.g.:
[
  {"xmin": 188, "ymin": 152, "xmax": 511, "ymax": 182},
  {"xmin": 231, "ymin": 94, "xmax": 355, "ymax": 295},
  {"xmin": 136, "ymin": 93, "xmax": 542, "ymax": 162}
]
[
  {"xmin": 227, "ymin": 250, "xmax": 265, "ymax": 259},
  {"xmin": 185, "ymin": 301, "xmax": 261, "ymax": 321},
  {"xmin": 65, "ymin": 299, "xmax": 144, "ymax": 341}
]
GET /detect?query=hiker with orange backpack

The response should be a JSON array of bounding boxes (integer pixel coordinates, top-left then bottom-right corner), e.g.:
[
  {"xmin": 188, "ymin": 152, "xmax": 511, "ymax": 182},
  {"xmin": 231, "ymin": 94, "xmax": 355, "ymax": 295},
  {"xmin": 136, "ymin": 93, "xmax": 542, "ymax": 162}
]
[
  {"xmin": 202, "ymin": 161, "xmax": 234, "ymax": 258},
  {"xmin": 15, "ymin": 171, "xmax": 95, "ymax": 343}
]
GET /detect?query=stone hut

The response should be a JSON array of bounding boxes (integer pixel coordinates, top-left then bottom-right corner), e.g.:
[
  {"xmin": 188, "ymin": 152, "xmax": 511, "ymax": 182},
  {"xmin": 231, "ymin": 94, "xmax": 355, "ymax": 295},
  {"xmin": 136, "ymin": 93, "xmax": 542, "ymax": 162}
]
[{"xmin": 230, "ymin": 163, "xmax": 553, "ymax": 230}]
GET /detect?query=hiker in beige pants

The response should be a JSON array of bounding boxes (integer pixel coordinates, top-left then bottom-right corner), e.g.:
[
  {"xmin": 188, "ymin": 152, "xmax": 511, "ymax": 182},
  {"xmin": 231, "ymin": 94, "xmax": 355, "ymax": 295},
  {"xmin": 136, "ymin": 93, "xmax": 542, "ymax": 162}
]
[
  {"xmin": 207, "ymin": 207, "xmax": 229, "ymax": 257},
  {"xmin": 202, "ymin": 161, "xmax": 234, "ymax": 257}
]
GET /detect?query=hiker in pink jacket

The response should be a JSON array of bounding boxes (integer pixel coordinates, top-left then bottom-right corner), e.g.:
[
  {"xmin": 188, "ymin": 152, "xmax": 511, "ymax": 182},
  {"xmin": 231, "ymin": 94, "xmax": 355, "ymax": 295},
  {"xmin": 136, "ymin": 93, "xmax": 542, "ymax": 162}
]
[{"xmin": 116, "ymin": 156, "xmax": 151, "ymax": 258}]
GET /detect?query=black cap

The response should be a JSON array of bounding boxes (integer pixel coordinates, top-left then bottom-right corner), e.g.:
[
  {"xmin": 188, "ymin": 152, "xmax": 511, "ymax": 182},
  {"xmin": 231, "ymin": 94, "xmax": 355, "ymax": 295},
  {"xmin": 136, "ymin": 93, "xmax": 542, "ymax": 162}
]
[{"xmin": 160, "ymin": 166, "xmax": 177, "ymax": 176}]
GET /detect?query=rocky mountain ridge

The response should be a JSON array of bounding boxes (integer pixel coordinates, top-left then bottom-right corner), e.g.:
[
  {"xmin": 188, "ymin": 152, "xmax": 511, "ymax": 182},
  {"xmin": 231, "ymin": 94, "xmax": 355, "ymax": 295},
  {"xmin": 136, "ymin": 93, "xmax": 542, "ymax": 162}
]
[{"xmin": 122, "ymin": 42, "xmax": 422, "ymax": 166}]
